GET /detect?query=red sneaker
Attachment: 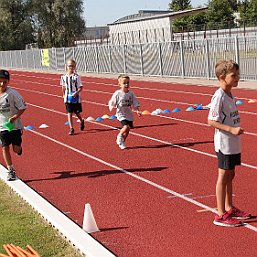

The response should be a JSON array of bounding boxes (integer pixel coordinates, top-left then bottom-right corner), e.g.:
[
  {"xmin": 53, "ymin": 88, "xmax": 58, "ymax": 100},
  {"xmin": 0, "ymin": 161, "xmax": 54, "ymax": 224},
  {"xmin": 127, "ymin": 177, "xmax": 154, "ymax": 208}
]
[
  {"xmin": 213, "ymin": 212, "xmax": 242, "ymax": 227},
  {"xmin": 227, "ymin": 206, "xmax": 251, "ymax": 220}
]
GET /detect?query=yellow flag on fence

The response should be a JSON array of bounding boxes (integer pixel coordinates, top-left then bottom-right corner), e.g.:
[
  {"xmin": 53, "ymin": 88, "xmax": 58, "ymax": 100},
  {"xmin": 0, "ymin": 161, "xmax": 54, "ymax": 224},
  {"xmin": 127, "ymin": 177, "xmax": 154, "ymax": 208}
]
[{"xmin": 41, "ymin": 49, "xmax": 50, "ymax": 67}]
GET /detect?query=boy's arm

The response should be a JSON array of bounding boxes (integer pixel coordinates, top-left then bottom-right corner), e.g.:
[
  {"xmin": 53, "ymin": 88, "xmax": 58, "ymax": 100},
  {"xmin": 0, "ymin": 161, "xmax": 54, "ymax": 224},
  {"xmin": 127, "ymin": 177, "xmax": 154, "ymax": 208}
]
[
  {"xmin": 208, "ymin": 119, "xmax": 244, "ymax": 135},
  {"xmin": 108, "ymin": 92, "xmax": 117, "ymax": 111},
  {"xmin": 9, "ymin": 109, "xmax": 26, "ymax": 123}
]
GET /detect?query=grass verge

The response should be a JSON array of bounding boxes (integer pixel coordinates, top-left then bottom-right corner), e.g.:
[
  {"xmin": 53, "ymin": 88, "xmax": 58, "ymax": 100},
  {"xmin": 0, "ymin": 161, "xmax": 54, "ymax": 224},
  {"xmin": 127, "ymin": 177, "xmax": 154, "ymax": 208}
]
[{"xmin": 0, "ymin": 179, "xmax": 85, "ymax": 257}]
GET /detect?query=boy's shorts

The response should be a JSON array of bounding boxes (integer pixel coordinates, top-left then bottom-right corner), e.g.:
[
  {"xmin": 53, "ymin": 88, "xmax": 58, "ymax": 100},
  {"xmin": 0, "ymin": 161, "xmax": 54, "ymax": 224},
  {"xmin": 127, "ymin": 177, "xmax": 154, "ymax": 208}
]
[
  {"xmin": 0, "ymin": 129, "xmax": 22, "ymax": 148},
  {"xmin": 65, "ymin": 103, "xmax": 82, "ymax": 114},
  {"xmin": 216, "ymin": 150, "xmax": 241, "ymax": 170},
  {"xmin": 120, "ymin": 119, "xmax": 134, "ymax": 128}
]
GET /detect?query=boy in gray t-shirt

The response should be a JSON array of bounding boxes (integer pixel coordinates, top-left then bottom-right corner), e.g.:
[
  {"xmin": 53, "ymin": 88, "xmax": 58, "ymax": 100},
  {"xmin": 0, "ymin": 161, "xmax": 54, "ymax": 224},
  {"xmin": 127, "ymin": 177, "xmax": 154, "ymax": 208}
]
[
  {"xmin": 208, "ymin": 60, "xmax": 251, "ymax": 227},
  {"xmin": 108, "ymin": 75, "xmax": 141, "ymax": 149},
  {"xmin": 0, "ymin": 70, "xmax": 27, "ymax": 181}
]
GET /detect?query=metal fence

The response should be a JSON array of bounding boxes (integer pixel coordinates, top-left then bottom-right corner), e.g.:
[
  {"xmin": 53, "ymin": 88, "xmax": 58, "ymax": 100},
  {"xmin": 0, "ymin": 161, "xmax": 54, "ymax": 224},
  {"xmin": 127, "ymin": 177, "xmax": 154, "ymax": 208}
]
[{"xmin": 0, "ymin": 35, "xmax": 256, "ymax": 81}]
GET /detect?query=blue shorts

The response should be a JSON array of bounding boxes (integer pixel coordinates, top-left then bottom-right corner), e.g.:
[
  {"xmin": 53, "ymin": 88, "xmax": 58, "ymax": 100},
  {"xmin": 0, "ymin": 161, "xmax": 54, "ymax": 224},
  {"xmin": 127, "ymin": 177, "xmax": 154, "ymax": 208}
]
[
  {"xmin": 216, "ymin": 150, "xmax": 241, "ymax": 170},
  {"xmin": 120, "ymin": 120, "xmax": 134, "ymax": 128},
  {"xmin": 0, "ymin": 129, "xmax": 22, "ymax": 147}
]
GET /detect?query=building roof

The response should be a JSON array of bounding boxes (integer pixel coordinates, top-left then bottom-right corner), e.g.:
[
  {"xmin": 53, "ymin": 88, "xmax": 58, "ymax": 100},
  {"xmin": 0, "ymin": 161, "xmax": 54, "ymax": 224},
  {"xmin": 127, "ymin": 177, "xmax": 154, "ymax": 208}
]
[{"xmin": 109, "ymin": 8, "xmax": 208, "ymax": 25}]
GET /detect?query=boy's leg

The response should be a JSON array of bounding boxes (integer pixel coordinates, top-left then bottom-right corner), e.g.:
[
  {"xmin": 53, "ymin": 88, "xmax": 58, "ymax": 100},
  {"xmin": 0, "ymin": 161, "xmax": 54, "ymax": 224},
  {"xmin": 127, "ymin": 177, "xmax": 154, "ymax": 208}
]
[
  {"xmin": 68, "ymin": 113, "xmax": 74, "ymax": 135},
  {"xmin": 120, "ymin": 125, "xmax": 130, "ymax": 141},
  {"xmin": 2, "ymin": 146, "xmax": 12, "ymax": 168},
  {"xmin": 76, "ymin": 112, "xmax": 85, "ymax": 131},
  {"xmin": 2, "ymin": 146, "xmax": 16, "ymax": 181},
  {"xmin": 225, "ymin": 169, "xmax": 235, "ymax": 212}
]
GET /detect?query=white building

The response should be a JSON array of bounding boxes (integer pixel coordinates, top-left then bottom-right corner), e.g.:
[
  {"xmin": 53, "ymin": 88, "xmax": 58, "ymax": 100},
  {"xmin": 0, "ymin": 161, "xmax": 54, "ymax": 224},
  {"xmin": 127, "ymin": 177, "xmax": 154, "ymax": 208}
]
[{"xmin": 108, "ymin": 8, "xmax": 207, "ymax": 45}]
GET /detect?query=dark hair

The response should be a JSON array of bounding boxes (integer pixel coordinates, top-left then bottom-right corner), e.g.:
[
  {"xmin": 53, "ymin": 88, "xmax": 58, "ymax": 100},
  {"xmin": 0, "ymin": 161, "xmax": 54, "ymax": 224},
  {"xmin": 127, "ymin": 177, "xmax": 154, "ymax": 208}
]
[{"xmin": 0, "ymin": 70, "xmax": 10, "ymax": 80}]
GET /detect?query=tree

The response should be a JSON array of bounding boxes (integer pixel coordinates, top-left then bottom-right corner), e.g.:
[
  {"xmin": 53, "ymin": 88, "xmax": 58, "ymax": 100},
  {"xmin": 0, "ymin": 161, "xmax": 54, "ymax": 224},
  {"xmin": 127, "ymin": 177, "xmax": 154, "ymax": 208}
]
[
  {"xmin": 169, "ymin": 0, "xmax": 192, "ymax": 11},
  {"xmin": 0, "ymin": 0, "xmax": 34, "ymax": 50},
  {"xmin": 31, "ymin": 0, "xmax": 86, "ymax": 48},
  {"xmin": 205, "ymin": 0, "xmax": 236, "ymax": 29},
  {"xmin": 238, "ymin": 0, "xmax": 257, "ymax": 25}
]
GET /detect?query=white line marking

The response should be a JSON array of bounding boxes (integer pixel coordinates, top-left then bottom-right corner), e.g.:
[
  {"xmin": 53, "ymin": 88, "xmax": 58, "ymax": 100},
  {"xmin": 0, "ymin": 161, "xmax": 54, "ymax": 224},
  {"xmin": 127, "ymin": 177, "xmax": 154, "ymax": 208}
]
[{"xmin": 28, "ymin": 129, "xmax": 257, "ymax": 232}]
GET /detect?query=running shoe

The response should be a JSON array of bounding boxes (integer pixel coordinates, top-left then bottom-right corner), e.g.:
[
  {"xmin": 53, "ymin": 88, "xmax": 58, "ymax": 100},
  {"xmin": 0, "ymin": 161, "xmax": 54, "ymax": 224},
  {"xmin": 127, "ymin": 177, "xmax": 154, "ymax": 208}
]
[
  {"xmin": 116, "ymin": 133, "xmax": 123, "ymax": 145},
  {"xmin": 69, "ymin": 128, "xmax": 75, "ymax": 135},
  {"xmin": 213, "ymin": 212, "xmax": 242, "ymax": 227},
  {"xmin": 119, "ymin": 142, "xmax": 127, "ymax": 150},
  {"xmin": 227, "ymin": 206, "xmax": 251, "ymax": 220},
  {"xmin": 7, "ymin": 169, "xmax": 16, "ymax": 181}
]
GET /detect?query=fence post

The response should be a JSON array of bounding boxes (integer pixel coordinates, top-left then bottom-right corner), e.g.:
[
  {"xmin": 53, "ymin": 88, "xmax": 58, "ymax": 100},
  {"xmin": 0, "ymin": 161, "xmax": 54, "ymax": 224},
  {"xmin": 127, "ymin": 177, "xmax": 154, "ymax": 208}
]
[
  {"xmin": 205, "ymin": 38, "xmax": 211, "ymax": 79},
  {"xmin": 179, "ymin": 40, "xmax": 185, "ymax": 78},
  {"xmin": 234, "ymin": 36, "xmax": 240, "ymax": 66},
  {"xmin": 158, "ymin": 42, "xmax": 163, "ymax": 76},
  {"xmin": 139, "ymin": 43, "xmax": 144, "ymax": 76},
  {"xmin": 109, "ymin": 44, "xmax": 112, "ymax": 73},
  {"xmin": 123, "ymin": 45, "xmax": 126, "ymax": 74}
]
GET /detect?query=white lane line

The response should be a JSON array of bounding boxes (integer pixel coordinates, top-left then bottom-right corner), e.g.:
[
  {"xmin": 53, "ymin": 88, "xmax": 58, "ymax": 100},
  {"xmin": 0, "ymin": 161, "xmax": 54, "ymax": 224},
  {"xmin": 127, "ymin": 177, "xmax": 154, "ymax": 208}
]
[
  {"xmin": 26, "ymin": 102, "xmax": 257, "ymax": 170},
  {"xmin": 28, "ymin": 129, "xmax": 257, "ymax": 233},
  {"xmin": 13, "ymin": 84, "xmax": 257, "ymax": 136}
]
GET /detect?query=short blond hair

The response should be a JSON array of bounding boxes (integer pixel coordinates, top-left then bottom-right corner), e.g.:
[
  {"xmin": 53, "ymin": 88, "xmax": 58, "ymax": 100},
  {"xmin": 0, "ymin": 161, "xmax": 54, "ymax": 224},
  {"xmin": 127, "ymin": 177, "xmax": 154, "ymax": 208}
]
[
  {"xmin": 118, "ymin": 74, "xmax": 130, "ymax": 80},
  {"xmin": 215, "ymin": 60, "xmax": 239, "ymax": 79}
]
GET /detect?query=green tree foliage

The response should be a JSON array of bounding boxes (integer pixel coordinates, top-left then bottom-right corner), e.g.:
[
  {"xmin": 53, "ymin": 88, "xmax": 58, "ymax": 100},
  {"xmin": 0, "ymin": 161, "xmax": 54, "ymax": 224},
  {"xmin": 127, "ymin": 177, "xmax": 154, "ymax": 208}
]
[
  {"xmin": 31, "ymin": 0, "xmax": 85, "ymax": 48},
  {"xmin": 0, "ymin": 0, "xmax": 34, "ymax": 50},
  {"xmin": 205, "ymin": 0, "xmax": 235, "ymax": 29},
  {"xmin": 169, "ymin": 0, "xmax": 192, "ymax": 11},
  {"xmin": 238, "ymin": 0, "xmax": 257, "ymax": 24}
]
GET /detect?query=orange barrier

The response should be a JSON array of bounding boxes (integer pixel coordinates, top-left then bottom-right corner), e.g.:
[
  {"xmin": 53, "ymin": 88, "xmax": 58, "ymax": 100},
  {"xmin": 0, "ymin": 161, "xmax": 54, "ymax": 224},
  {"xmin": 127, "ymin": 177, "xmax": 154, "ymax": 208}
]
[{"xmin": 1, "ymin": 245, "xmax": 41, "ymax": 257}]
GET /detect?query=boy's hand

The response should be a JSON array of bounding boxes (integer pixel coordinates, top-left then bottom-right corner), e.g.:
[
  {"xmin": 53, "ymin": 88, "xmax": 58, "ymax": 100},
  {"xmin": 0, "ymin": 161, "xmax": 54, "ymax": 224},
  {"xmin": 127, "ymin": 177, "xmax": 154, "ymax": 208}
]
[
  {"xmin": 230, "ymin": 127, "xmax": 244, "ymax": 135},
  {"xmin": 137, "ymin": 110, "xmax": 142, "ymax": 117}
]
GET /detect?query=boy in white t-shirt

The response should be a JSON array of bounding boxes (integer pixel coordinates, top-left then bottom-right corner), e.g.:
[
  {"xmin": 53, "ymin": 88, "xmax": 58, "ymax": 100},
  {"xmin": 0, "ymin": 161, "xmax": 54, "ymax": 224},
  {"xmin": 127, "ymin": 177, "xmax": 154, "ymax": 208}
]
[
  {"xmin": 208, "ymin": 60, "xmax": 251, "ymax": 227},
  {"xmin": 0, "ymin": 70, "xmax": 27, "ymax": 181},
  {"xmin": 108, "ymin": 75, "xmax": 141, "ymax": 149}
]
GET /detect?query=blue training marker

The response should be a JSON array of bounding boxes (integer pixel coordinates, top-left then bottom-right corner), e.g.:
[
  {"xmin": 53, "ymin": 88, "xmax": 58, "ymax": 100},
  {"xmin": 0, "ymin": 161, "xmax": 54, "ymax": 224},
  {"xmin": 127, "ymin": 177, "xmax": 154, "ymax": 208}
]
[
  {"xmin": 236, "ymin": 100, "xmax": 244, "ymax": 105},
  {"xmin": 24, "ymin": 125, "xmax": 34, "ymax": 130},
  {"xmin": 186, "ymin": 107, "xmax": 195, "ymax": 111},
  {"xmin": 109, "ymin": 115, "xmax": 117, "ymax": 120},
  {"xmin": 196, "ymin": 104, "xmax": 203, "ymax": 110},
  {"xmin": 172, "ymin": 108, "xmax": 181, "ymax": 113},
  {"xmin": 162, "ymin": 109, "xmax": 171, "ymax": 113},
  {"xmin": 95, "ymin": 117, "xmax": 104, "ymax": 122},
  {"xmin": 65, "ymin": 121, "xmax": 69, "ymax": 125}
]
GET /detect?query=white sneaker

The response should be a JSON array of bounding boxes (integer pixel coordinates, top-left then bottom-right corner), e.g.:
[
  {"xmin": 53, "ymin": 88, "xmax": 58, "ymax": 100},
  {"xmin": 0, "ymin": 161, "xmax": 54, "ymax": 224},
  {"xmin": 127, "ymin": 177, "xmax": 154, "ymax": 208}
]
[
  {"xmin": 116, "ymin": 133, "xmax": 124, "ymax": 145},
  {"xmin": 119, "ymin": 142, "xmax": 126, "ymax": 149}
]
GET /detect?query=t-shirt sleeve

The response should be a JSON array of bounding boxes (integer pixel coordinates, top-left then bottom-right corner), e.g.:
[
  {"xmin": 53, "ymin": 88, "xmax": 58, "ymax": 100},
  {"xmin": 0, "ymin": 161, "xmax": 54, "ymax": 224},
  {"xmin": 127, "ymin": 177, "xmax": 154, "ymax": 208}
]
[
  {"xmin": 77, "ymin": 76, "xmax": 83, "ymax": 88},
  {"xmin": 13, "ymin": 91, "xmax": 27, "ymax": 110},
  {"xmin": 108, "ymin": 92, "xmax": 117, "ymax": 111},
  {"xmin": 132, "ymin": 92, "xmax": 140, "ymax": 109},
  {"xmin": 208, "ymin": 94, "xmax": 222, "ymax": 122}
]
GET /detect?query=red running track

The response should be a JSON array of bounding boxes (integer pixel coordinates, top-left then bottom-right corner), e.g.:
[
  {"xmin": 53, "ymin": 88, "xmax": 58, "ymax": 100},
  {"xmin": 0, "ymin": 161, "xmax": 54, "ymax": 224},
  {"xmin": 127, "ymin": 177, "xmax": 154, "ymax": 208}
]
[{"xmin": 1, "ymin": 70, "xmax": 257, "ymax": 257}]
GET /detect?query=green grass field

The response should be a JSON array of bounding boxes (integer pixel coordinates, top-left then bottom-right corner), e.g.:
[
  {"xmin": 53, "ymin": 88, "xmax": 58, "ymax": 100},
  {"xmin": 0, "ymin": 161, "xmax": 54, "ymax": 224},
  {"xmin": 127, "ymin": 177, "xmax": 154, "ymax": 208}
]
[{"xmin": 0, "ymin": 179, "xmax": 85, "ymax": 257}]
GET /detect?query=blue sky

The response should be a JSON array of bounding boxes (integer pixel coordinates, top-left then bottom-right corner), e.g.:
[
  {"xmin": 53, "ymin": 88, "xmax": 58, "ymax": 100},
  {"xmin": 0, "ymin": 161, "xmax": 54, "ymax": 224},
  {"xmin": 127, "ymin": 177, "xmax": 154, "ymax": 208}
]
[{"xmin": 83, "ymin": 0, "xmax": 208, "ymax": 27}]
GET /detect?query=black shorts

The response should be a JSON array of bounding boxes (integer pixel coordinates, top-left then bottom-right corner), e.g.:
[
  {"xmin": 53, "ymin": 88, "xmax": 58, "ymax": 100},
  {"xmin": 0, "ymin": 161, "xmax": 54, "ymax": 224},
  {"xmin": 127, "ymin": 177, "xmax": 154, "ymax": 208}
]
[
  {"xmin": 65, "ymin": 103, "xmax": 82, "ymax": 114},
  {"xmin": 120, "ymin": 119, "xmax": 134, "ymax": 128},
  {"xmin": 0, "ymin": 129, "xmax": 22, "ymax": 148},
  {"xmin": 216, "ymin": 150, "xmax": 241, "ymax": 170}
]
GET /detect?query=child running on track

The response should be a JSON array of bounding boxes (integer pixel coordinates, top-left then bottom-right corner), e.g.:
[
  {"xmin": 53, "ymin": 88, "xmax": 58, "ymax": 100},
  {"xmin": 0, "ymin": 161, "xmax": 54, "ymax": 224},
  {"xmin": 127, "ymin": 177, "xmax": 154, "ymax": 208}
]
[
  {"xmin": 0, "ymin": 69, "xmax": 27, "ymax": 181},
  {"xmin": 60, "ymin": 59, "xmax": 85, "ymax": 135},
  {"xmin": 208, "ymin": 60, "xmax": 251, "ymax": 227},
  {"xmin": 108, "ymin": 75, "xmax": 141, "ymax": 149}
]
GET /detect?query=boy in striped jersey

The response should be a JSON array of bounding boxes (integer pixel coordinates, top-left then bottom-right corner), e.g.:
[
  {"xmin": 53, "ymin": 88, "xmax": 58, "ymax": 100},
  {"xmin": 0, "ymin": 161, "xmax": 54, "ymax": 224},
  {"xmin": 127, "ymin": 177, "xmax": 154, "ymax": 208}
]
[{"xmin": 60, "ymin": 59, "xmax": 85, "ymax": 135}]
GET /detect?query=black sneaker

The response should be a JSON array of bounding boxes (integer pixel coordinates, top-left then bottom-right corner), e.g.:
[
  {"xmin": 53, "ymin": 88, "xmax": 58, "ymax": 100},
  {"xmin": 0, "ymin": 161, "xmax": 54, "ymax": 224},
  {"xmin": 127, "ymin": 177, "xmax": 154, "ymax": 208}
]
[
  {"xmin": 69, "ymin": 128, "xmax": 75, "ymax": 135},
  {"xmin": 7, "ymin": 169, "xmax": 16, "ymax": 181},
  {"xmin": 80, "ymin": 119, "xmax": 85, "ymax": 131},
  {"xmin": 17, "ymin": 147, "xmax": 22, "ymax": 156}
]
